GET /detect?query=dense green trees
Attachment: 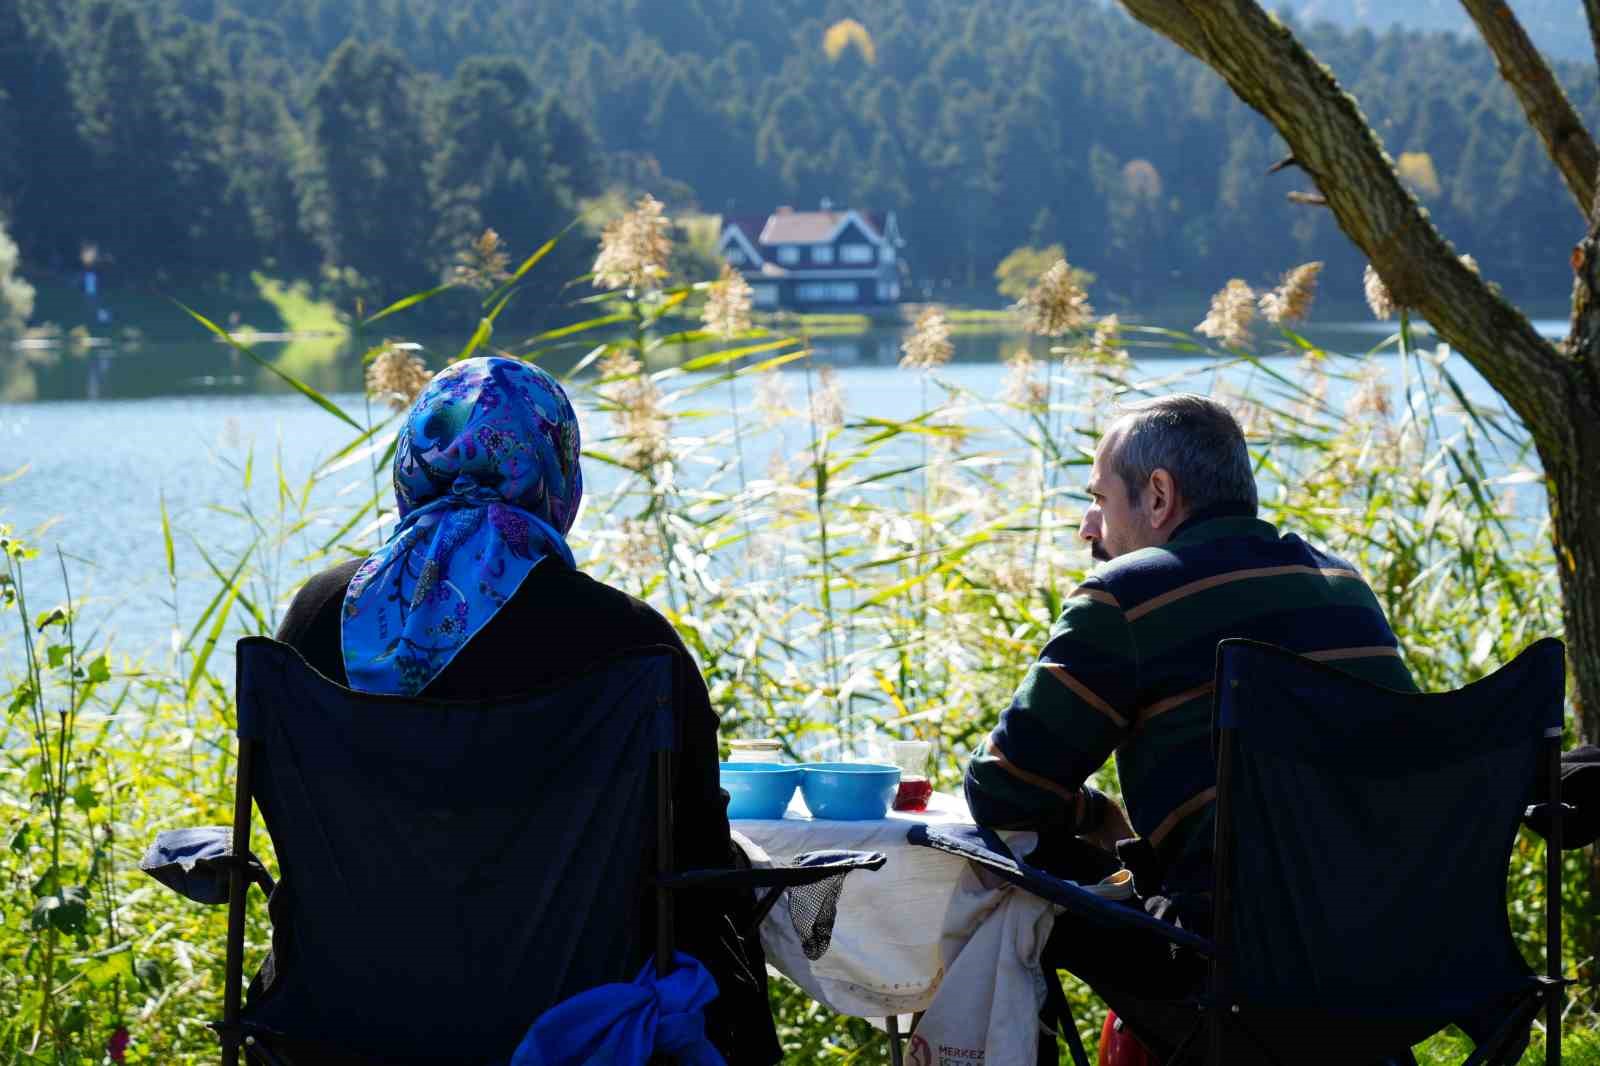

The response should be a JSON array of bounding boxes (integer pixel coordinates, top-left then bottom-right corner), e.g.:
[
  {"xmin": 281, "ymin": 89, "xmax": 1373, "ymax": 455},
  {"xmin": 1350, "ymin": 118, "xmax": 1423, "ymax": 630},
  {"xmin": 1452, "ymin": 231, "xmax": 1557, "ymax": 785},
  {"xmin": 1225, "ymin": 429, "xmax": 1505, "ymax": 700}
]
[
  {"xmin": 0, "ymin": 0, "xmax": 1592, "ymax": 310},
  {"xmin": 300, "ymin": 40, "xmax": 437, "ymax": 293}
]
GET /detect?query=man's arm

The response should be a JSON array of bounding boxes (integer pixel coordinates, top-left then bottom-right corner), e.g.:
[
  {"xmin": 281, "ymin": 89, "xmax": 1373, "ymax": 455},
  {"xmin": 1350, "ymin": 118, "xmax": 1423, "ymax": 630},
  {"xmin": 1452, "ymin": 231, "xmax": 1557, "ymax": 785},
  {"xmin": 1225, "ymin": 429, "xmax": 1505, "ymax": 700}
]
[{"xmin": 964, "ymin": 583, "xmax": 1138, "ymax": 837}]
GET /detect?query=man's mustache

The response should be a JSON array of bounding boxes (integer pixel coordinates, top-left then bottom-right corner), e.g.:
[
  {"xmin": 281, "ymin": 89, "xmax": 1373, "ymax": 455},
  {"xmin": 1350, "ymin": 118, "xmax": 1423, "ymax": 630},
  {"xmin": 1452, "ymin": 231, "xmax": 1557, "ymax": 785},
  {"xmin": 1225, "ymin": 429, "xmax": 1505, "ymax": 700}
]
[{"xmin": 1090, "ymin": 541, "xmax": 1110, "ymax": 562}]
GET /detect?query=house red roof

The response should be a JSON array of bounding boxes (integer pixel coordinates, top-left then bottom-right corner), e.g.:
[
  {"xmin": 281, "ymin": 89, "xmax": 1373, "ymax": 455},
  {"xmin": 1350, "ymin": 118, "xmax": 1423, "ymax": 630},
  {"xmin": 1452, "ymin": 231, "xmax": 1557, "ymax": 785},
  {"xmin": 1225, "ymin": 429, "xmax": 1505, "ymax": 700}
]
[{"xmin": 758, "ymin": 209, "xmax": 882, "ymax": 245}]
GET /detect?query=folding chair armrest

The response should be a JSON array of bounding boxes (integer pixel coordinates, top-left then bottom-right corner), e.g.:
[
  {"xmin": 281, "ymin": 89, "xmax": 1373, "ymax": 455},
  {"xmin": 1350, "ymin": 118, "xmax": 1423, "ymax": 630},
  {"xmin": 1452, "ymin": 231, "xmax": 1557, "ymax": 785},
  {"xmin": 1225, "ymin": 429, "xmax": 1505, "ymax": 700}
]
[
  {"xmin": 139, "ymin": 827, "xmax": 275, "ymax": 905},
  {"xmin": 662, "ymin": 849, "xmax": 887, "ymax": 891},
  {"xmin": 908, "ymin": 824, "xmax": 1214, "ymax": 957}
]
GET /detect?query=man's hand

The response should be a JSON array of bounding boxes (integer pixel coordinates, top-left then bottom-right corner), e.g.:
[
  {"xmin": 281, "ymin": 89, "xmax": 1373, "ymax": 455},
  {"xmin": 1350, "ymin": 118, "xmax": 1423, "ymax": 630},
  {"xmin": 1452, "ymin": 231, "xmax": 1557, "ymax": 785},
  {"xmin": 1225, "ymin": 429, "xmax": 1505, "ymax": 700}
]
[{"xmin": 1079, "ymin": 792, "xmax": 1136, "ymax": 854}]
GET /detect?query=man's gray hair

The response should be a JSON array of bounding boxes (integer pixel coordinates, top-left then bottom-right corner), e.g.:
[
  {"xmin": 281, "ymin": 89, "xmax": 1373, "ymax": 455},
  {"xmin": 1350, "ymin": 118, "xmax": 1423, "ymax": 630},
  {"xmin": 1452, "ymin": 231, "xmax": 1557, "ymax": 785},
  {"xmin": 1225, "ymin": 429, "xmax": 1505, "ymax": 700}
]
[{"xmin": 1102, "ymin": 394, "xmax": 1258, "ymax": 513}]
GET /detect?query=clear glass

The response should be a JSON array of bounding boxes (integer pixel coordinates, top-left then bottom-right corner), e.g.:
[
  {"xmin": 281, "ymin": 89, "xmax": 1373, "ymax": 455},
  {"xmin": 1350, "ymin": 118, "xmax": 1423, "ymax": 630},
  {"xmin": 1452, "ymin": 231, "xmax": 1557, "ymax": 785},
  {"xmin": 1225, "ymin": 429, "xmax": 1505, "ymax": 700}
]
[
  {"xmin": 727, "ymin": 738, "xmax": 784, "ymax": 764},
  {"xmin": 889, "ymin": 740, "xmax": 933, "ymax": 812}
]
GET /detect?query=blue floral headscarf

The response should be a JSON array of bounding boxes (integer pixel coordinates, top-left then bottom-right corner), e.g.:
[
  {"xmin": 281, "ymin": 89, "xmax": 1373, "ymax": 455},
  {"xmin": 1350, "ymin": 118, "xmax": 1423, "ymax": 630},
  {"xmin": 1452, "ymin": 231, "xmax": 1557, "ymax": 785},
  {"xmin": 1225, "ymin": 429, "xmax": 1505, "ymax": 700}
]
[{"xmin": 341, "ymin": 356, "xmax": 584, "ymax": 695}]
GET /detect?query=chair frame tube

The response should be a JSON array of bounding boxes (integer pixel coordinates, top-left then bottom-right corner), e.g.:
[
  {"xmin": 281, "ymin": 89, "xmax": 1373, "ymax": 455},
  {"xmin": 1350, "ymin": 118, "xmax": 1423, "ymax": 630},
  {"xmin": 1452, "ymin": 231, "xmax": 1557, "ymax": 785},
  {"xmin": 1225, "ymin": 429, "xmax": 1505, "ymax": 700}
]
[
  {"xmin": 221, "ymin": 737, "xmax": 256, "ymax": 1066},
  {"xmin": 655, "ymin": 710, "xmax": 676, "ymax": 978},
  {"xmin": 1545, "ymin": 729, "xmax": 1563, "ymax": 1066},
  {"xmin": 1207, "ymin": 723, "xmax": 1236, "ymax": 1066}
]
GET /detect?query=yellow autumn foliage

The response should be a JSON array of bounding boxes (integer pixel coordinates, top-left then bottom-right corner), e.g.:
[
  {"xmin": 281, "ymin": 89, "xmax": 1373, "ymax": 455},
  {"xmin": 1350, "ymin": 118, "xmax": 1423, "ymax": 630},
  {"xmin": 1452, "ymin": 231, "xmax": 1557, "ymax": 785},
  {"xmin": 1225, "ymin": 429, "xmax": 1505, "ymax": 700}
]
[
  {"xmin": 1397, "ymin": 151, "xmax": 1443, "ymax": 198},
  {"xmin": 823, "ymin": 19, "xmax": 876, "ymax": 65}
]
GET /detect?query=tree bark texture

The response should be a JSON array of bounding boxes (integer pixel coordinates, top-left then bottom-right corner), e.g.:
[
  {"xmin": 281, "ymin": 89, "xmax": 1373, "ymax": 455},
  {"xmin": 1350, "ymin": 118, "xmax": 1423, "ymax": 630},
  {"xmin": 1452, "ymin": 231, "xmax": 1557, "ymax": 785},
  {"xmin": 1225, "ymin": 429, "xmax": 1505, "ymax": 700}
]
[
  {"xmin": 1116, "ymin": 0, "xmax": 1600, "ymax": 745},
  {"xmin": 1459, "ymin": 0, "xmax": 1597, "ymax": 218},
  {"xmin": 1561, "ymin": 191, "xmax": 1600, "ymax": 747}
]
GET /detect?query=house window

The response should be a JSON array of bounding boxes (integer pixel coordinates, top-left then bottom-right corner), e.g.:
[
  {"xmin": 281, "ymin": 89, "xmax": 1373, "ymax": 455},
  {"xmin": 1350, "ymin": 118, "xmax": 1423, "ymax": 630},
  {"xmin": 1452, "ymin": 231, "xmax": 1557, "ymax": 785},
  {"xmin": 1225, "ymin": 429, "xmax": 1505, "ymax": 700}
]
[
  {"xmin": 813, "ymin": 245, "xmax": 835, "ymax": 264},
  {"xmin": 725, "ymin": 247, "xmax": 745, "ymax": 265},
  {"xmin": 840, "ymin": 244, "xmax": 874, "ymax": 264},
  {"xmin": 777, "ymin": 245, "xmax": 800, "ymax": 265},
  {"xmin": 751, "ymin": 284, "xmax": 778, "ymax": 308},
  {"xmin": 877, "ymin": 281, "xmax": 900, "ymax": 302},
  {"xmin": 795, "ymin": 281, "xmax": 859, "ymax": 303}
]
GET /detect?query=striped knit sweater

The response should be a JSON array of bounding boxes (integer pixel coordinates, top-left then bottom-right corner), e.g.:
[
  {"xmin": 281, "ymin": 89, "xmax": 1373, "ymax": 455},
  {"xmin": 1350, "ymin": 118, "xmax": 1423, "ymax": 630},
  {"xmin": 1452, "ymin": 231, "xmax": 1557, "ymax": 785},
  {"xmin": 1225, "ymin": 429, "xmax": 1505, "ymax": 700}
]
[{"xmin": 964, "ymin": 511, "xmax": 1416, "ymax": 877}]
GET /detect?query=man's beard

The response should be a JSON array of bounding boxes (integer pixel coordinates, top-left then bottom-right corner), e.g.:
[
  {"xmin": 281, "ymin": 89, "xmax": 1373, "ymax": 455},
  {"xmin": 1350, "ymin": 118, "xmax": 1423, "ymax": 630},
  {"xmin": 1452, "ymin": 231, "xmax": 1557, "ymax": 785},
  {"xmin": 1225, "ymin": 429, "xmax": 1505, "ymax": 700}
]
[{"xmin": 1091, "ymin": 540, "xmax": 1111, "ymax": 562}]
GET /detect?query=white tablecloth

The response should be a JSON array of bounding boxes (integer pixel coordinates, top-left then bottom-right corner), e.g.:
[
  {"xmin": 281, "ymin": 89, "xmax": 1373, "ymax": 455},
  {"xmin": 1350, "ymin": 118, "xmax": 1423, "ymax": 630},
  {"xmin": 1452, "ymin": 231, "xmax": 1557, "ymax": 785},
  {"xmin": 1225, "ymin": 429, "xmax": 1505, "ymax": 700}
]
[{"xmin": 733, "ymin": 790, "xmax": 1066, "ymax": 1063}]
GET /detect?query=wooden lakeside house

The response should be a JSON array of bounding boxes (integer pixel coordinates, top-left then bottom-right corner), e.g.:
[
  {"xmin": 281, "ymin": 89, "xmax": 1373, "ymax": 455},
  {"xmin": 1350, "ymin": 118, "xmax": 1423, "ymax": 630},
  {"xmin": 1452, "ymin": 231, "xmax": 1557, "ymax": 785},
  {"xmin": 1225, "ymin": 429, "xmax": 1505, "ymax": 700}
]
[{"xmin": 717, "ymin": 203, "xmax": 905, "ymax": 310}]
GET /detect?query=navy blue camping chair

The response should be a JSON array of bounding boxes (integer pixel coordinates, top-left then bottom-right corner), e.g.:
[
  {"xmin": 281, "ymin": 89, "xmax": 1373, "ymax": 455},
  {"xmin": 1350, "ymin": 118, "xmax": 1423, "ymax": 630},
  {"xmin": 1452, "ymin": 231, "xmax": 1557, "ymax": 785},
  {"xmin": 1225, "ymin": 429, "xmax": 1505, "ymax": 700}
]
[
  {"xmin": 142, "ymin": 637, "xmax": 884, "ymax": 1066},
  {"xmin": 1203, "ymin": 637, "xmax": 1567, "ymax": 1066},
  {"xmin": 911, "ymin": 638, "xmax": 1568, "ymax": 1066}
]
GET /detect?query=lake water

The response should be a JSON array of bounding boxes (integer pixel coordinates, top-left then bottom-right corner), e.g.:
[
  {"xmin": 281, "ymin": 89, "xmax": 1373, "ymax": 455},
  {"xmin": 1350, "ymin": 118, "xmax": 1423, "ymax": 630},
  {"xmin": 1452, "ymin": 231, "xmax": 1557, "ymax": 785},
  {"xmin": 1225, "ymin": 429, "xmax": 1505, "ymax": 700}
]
[{"xmin": 0, "ymin": 315, "xmax": 1568, "ymax": 663}]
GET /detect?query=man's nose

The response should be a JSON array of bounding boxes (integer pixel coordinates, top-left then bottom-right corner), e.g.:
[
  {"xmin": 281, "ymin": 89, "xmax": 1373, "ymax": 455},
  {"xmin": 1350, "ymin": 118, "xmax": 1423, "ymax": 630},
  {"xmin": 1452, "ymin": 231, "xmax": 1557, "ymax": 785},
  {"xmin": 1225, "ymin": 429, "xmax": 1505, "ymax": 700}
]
[{"xmin": 1080, "ymin": 507, "xmax": 1101, "ymax": 542}]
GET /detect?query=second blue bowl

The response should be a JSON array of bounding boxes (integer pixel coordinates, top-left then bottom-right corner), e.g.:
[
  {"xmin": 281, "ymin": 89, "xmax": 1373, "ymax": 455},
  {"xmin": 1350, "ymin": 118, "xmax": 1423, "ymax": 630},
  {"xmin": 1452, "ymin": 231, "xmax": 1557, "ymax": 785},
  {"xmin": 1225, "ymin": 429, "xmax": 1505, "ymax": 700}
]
[
  {"xmin": 799, "ymin": 762, "xmax": 901, "ymax": 820},
  {"xmin": 720, "ymin": 762, "xmax": 802, "ymax": 820}
]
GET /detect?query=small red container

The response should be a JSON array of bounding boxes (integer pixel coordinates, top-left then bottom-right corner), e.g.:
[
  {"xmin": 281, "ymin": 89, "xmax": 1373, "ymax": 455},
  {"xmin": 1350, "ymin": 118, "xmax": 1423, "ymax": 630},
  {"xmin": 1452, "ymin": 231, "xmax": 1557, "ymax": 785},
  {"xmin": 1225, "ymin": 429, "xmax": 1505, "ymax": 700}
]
[
  {"xmin": 892, "ymin": 776, "xmax": 933, "ymax": 812},
  {"xmin": 1098, "ymin": 1011, "xmax": 1157, "ymax": 1066}
]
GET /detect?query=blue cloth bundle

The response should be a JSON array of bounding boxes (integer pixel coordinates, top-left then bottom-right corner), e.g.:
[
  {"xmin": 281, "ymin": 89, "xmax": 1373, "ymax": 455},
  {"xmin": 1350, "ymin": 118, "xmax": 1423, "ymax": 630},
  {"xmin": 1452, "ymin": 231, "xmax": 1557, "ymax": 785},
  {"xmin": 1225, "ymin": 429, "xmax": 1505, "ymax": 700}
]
[{"xmin": 509, "ymin": 952, "xmax": 726, "ymax": 1066}]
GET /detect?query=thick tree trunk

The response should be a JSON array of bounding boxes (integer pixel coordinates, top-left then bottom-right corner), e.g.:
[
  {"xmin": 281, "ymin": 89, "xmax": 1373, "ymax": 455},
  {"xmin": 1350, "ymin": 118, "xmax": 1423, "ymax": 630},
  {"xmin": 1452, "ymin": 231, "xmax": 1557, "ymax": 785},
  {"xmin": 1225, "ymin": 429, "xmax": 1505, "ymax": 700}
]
[
  {"xmin": 1116, "ymin": 0, "xmax": 1600, "ymax": 747},
  {"xmin": 1562, "ymin": 197, "xmax": 1600, "ymax": 746},
  {"xmin": 1563, "ymin": 208, "xmax": 1600, "ymax": 993}
]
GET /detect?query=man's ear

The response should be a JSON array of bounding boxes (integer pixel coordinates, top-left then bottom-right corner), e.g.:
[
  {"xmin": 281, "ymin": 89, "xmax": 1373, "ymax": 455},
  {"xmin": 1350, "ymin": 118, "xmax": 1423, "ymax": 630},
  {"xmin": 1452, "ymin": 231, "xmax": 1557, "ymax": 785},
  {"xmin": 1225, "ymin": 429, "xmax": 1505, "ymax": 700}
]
[{"xmin": 1145, "ymin": 468, "xmax": 1179, "ymax": 530}]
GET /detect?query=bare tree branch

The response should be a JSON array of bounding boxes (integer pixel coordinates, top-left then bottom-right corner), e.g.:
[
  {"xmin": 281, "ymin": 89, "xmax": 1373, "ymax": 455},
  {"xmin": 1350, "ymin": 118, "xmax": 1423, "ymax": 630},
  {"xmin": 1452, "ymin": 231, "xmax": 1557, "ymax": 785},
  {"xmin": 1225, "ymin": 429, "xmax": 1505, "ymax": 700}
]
[
  {"xmin": 1117, "ymin": 0, "xmax": 1566, "ymax": 434},
  {"xmin": 1584, "ymin": 0, "xmax": 1600, "ymax": 84},
  {"xmin": 1459, "ymin": 0, "xmax": 1597, "ymax": 218}
]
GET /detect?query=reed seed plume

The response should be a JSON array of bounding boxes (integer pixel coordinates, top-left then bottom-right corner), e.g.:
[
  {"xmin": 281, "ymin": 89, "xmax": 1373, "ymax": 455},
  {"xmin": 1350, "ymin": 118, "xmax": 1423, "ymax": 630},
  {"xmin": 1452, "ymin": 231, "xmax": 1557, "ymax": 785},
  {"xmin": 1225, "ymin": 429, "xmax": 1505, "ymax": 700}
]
[
  {"xmin": 612, "ymin": 516, "xmax": 661, "ymax": 580},
  {"xmin": 365, "ymin": 343, "xmax": 432, "ymax": 411},
  {"xmin": 1014, "ymin": 259, "xmax": 1093, "ymax": 336},
  {"xmin": 598, "ymin": 350, "xmax": 671, "ymax": 471},
  {"xmin": 1363, "ymin": 264, "xmax": 1396, "ymax": 321},
  {"xmin": 593, "ymin": 194, "xmax": 672, "ymax": 292},
  {"xmin": 451, "ymin": 228, "xmax": 512, "ymax": 291},
  {"xmin": 1213, "ymin": 382, "xmax": 1272, "ymax": 439},
  {"xmin": 756, "ymin": 368, "xmax": 794, "ymax": 425},
  {"xmin": 1348, "ymin": 365, "xmax": 1394, "ymax": 422},
  {"xmin": 1259, "ymin": 261, "xmax": 1323, "ymax": 326},
  {"xmin": 811, "ymin": 365, "xmax": 845, "ymax": 430},
  {"xmin": 1001, "ymin": 348, "xmax": 1048, "ymax": 407},
  {"xmin": 1196, "ymin": 279, "xmax": 1256, "ymax": 349},
  {"xmin": 702, "ymin": 263, "xmax": 754, "ymax": 339},
  {"xmin": 900, "ymin": 306, "xmax": 953, "ymax": 370},
  {"xmin": 1086, "ymin": 313, "xmax": 1129, "ymax": 365}
]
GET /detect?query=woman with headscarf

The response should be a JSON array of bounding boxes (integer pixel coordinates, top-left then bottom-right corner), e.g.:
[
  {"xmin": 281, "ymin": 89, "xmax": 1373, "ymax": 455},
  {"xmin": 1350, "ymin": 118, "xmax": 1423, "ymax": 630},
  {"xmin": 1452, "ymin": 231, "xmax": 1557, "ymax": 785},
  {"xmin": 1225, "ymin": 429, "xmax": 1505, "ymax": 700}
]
[{"xmin": 276, "ymin": 356, "xmax": 778, "ymax": 1064}]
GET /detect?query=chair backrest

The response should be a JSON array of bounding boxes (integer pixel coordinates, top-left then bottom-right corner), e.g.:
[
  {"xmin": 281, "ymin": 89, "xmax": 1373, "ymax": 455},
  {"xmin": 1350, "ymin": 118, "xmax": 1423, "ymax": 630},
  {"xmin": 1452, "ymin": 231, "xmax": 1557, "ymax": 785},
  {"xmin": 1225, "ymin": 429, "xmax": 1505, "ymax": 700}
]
[
  {"xmin": 1210, "ymin": 638, "xmax": 1564, "ymax": 1063},
  {"xmin": 232, "ymin": 636, "xmax": 678, "ymax": 1064}
]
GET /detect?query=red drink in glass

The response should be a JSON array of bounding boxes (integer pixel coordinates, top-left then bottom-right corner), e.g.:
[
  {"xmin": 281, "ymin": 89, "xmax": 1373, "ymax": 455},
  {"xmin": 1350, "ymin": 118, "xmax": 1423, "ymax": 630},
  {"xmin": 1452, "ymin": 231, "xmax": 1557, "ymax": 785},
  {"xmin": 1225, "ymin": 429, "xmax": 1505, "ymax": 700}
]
[{"xmin": 893, "ymin": 776, "xmax": 933, "ymax": 812}]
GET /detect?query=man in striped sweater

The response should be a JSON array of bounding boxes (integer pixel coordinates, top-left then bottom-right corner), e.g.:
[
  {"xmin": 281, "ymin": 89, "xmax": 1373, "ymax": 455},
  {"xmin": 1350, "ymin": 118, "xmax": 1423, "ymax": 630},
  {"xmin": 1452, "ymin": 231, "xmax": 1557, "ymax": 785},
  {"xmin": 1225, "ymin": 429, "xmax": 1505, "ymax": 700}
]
[{"xmin": 963, "ymin": 394, "xmax": 1414, "ymax": 1051}]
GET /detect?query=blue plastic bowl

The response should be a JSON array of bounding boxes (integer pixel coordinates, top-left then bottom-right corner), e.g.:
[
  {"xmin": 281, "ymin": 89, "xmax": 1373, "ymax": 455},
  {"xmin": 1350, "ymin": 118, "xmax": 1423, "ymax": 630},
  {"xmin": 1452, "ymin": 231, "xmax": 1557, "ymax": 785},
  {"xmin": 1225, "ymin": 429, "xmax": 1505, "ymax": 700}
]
[
  {"xmin": 720, "ymin": 763, "xmax": 802, "ymax": 820},
  {"xmin": 799, "ymin": 762, "xmax": 901, "ymax": 820}
]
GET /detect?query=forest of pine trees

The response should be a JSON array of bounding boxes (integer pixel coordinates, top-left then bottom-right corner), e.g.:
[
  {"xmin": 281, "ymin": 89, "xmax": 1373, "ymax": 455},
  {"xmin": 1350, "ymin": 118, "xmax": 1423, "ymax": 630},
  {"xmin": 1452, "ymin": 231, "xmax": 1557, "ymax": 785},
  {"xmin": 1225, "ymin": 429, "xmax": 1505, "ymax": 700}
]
[{"xmin": 1, "ymin": 0, "xmax": 1594, "ymax": 311}]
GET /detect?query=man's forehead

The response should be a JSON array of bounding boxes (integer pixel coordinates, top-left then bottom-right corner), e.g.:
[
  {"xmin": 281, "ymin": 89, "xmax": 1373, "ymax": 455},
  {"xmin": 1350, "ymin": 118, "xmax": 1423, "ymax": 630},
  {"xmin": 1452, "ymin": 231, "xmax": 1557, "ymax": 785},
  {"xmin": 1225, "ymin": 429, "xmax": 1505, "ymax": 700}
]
[{"xmin": 1090, "ymin": 430, "xmax": 1120, "ymax": 469}]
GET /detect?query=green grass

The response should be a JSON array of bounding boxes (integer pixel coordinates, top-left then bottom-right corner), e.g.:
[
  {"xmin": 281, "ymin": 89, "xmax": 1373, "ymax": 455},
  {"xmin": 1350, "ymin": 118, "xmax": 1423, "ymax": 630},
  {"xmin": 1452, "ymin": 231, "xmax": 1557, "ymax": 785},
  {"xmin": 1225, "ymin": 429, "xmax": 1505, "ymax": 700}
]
[
  {"xmin": 250, "ymin": 273, "xmax": 348, "ymax": 339},
  {"xmin": 249, "ymin": 273, "xmax": 350, "ymax": 381},
  {"xmin": 1414, "ymin": 1025, "xmax": 1600, "ymax": 1064},
  {"xmin": 24, "ymin": 273, "xmax": 345, "ymax": 343}
]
